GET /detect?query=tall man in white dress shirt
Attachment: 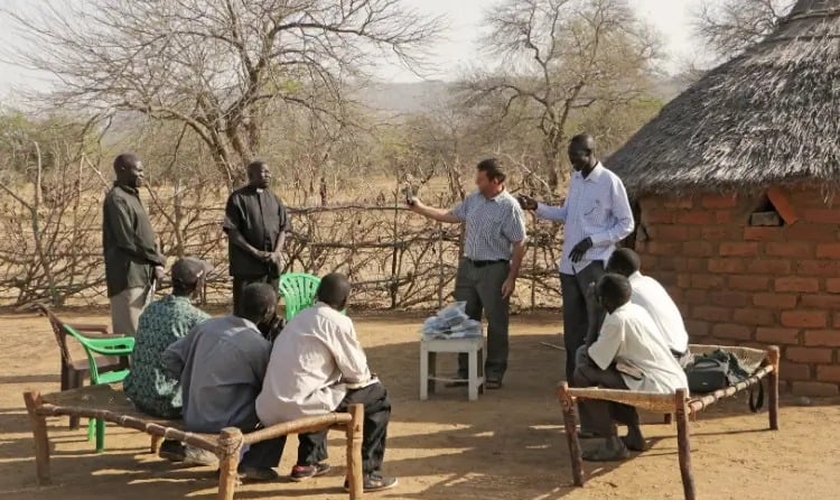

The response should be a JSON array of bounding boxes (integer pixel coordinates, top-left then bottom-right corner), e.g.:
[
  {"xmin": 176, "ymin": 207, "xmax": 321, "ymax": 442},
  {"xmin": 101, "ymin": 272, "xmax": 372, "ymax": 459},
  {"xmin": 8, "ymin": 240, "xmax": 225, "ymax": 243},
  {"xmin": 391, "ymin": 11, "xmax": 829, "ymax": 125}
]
[
  {"xmin": 574, "ymin": 274, "xmax": 688, "ymax": 461},
  {"xmin": 518, "ymin": 134, "xmax": 634, "ymax": 382},
  {"xmin": 407, "ymin": 158, "xmax": 527, "ymax": 389},
  {"xmin": 606, "ymin": 248, "xmax": 690, "ymax": 362}
]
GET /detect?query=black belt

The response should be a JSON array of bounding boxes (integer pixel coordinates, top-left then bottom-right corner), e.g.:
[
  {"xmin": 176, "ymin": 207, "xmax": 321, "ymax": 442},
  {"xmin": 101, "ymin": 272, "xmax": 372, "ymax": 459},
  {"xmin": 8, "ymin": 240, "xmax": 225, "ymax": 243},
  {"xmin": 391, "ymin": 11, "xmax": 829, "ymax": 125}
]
[{"xmin": 466, "ymin": 259, "xmax": 508, "ymax": 268}]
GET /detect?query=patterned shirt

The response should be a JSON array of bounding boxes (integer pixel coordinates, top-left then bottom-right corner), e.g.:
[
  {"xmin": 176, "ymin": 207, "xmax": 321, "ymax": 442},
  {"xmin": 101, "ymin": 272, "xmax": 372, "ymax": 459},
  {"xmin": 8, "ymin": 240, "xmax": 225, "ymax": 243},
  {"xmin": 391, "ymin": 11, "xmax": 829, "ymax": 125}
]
[
  {"xmin": 123, "ymin": 294, "xmax": 210, "ymax": 418},
  {"xmin": 535, "ymin": 163, "xmax": 634, "ymax": 275},
  {"xmin": 449, "ymin": 190, "xmax": 527, "ymax": 261}
]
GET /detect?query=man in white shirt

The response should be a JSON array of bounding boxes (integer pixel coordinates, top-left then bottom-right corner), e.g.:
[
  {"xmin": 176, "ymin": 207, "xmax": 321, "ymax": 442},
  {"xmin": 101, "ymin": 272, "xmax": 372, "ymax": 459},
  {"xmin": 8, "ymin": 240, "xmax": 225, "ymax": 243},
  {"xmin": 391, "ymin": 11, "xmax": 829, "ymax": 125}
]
[
  {"xmin": 573, "ymin": 274, "xmax": 688, "ymax": 462},
  {"xmin": 256, "ymin": 273, "xmax": 397, "ymax": 492},
  {"xmin": 606, "ymin": 248, "xmax": 690, "ymax": 361},
  {"xmin": 518, "ymin": 134, "xmax": 634, "ymax": 381}
]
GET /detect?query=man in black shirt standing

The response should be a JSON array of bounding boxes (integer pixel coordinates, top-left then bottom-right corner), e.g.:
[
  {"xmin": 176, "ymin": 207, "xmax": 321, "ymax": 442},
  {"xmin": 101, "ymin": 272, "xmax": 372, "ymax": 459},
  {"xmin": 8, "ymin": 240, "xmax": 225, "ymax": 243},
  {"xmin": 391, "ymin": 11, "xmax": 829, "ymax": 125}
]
[
  {"xmin": 223, "ymin": 160, "xmax": 292, "ymax": 315},
  {"xmin": 102, "ymin": 153, "xmax": 166, "ymax": 336}
]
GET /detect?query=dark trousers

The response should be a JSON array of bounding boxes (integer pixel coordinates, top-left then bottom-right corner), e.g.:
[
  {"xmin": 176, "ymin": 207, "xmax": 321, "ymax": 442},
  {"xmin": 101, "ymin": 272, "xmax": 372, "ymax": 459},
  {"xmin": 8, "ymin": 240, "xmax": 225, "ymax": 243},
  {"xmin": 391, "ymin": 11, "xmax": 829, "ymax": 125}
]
[
  {"xmin": 238, "ymin": 432, "xmax": 326, "ymax": 470},
  {"xmin": 572, "ymin": 349, "xmax": 639, "ymax": 438},
  {"xmin": 453, "ymin": 259, "xmax": 510, "ymax": 381},
  {"xmin": 232, "ymin": 275, "xmax": 279, "ymax": 316},
  {"xmin": 298, "ymin": 383, "xmax": 391, "ymax": 475},
  {"xmin": 559, "ymin": 261, "xmax": 606, "ymax": 381}
]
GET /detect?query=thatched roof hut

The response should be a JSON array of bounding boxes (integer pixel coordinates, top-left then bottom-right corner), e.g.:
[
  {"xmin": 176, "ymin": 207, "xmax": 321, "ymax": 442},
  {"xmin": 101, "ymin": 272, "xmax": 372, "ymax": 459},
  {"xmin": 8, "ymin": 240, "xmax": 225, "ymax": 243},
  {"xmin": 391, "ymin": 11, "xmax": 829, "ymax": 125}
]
[
  {"xmin": 608, "ymin": 0, "xmax": 840, "ymax": 195},
  {"xmin": 605, "ymin": 0, "xmax": 840, "ymax": 397}
]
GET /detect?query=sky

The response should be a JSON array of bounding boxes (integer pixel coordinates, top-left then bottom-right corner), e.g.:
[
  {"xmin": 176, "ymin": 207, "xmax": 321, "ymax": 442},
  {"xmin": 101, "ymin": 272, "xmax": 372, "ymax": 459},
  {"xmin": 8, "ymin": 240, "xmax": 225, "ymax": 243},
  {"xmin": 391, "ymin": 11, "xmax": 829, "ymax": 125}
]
[{"xmin": 0, "ymin": 0, "xmax": 713, "ymax": 97}]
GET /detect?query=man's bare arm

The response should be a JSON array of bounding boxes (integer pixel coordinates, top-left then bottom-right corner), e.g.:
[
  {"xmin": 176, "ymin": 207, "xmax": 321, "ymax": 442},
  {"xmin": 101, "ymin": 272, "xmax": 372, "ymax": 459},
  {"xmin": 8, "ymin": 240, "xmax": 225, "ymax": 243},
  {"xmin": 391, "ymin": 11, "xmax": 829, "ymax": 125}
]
[{"xmin": 408, "ymin": 198, "xmax": 462, "ymax": 224}]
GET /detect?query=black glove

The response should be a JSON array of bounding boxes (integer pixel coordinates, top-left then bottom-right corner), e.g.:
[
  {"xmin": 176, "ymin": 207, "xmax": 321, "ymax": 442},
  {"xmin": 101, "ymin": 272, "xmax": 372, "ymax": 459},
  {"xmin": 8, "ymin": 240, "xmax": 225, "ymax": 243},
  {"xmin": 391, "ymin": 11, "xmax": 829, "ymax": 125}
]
[{"xmin": 569, "ymin": 237, "xmax": 593, "ymax": 263}]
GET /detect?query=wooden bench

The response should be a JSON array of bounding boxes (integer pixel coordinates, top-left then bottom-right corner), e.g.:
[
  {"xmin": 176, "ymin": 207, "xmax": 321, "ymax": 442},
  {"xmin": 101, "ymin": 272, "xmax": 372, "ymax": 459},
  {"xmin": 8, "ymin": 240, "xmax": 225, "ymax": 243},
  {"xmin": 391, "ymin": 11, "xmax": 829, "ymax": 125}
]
[
  {"xmin": 556, "ymin": 344, "xmax": 780, "ymax": 500},
  {"xmin": 22, "ymin": 383, "xmax": 365, "ymax": 499}
]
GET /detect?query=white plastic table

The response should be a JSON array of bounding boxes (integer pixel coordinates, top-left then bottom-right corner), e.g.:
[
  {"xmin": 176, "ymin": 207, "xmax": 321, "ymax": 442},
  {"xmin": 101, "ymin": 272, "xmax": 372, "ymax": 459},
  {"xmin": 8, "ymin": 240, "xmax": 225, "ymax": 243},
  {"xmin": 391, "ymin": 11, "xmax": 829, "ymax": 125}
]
[{"xmin": 419, "ymin": 336, "xmax": 485, "ymax": 401}]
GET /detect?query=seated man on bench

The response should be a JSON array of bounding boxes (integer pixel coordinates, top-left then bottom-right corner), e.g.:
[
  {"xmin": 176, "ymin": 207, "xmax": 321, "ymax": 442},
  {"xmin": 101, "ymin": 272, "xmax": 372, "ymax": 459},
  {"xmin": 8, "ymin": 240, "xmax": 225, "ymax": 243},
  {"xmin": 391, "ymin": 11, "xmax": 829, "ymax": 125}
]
[
  {"xmin": 605, "ymin": 248, "xmax": 690, "ymax": 365},
  {"xmin": 574, "ymin": 274, "xmax": 688, "ymax": 462},
  {"xmin": 162, "ymin": 283, "xmax": 287, "ymax": 479},
  {"xmin": 256, "ymin": 273, "xmax": 397, "ymax": 492}
]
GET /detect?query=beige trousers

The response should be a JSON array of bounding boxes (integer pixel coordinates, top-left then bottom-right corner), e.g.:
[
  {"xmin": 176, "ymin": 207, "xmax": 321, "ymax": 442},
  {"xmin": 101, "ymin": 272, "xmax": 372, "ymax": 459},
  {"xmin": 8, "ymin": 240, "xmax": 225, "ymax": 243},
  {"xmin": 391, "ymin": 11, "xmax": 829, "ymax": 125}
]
[{"xmin": 109, "ymin": 286, "xmax": 151, "ymax": 336}]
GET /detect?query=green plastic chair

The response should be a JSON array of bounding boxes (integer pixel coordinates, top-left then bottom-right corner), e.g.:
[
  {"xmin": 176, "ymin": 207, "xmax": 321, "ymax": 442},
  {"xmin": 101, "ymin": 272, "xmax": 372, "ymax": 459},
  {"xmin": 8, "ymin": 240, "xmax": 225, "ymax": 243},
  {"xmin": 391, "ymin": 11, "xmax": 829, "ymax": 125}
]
[
  {"xmin": 278, "ymin": 272, "xmax": 321, "ymax": 321},
  {"xmin": 63, "ymin": 324, "xmax": 135, "ymax": 452}
]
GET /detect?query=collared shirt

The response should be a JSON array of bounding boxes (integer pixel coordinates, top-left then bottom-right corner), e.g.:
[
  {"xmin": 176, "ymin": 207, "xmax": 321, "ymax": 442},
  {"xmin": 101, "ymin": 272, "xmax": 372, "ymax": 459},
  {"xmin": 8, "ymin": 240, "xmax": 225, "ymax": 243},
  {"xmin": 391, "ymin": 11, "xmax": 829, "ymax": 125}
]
[
  {"xmin": 535, "ymin": 163, "xmax": 633, "ymax": 275},
  {"xmin": 628, "ymin": 271, "xmax": 689, "ymax": 354},
  {"xmin": 223, "ymin": 184, "xmax": 292, "ymax": 278},
  {"xmin": 162, "ymin": 315, "xmax": 271, "ymax": 433},
  {"xmin": 256, "ymin": 302, "xmax": 373, "ymax": 425},
  {"xmin": 589, "ymin": 302, "xmax": 688, "ymax": 393},
  {"xmin": 448, "ymin": 189, "xmax": 527, "ymax": 261},
  {"xmin": 102, "ymin": 183, "xmax": 165, "ymax": 297},
  {"xmin": 122, "ymin": 295, "xmax": 211, "ymax": 419}
]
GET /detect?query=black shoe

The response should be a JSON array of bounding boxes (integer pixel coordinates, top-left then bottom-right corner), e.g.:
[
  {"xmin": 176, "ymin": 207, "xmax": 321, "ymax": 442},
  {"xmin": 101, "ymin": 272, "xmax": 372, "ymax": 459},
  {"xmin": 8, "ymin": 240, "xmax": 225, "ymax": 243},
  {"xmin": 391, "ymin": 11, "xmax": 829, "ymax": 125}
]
[
  {"xmin": 344, "ymin": 472, "xmax": 399, "ymax": 492},
  {"xmin": 290, "ymin": 462, "xmax": 331, "ymax": 482},
  {"xmin": 237, "ymin": 466, "xmax": 279, "ymax": 482},
  {"xmin": 158, "ymin": 439, "xmax": 186, "ymax": 462}
]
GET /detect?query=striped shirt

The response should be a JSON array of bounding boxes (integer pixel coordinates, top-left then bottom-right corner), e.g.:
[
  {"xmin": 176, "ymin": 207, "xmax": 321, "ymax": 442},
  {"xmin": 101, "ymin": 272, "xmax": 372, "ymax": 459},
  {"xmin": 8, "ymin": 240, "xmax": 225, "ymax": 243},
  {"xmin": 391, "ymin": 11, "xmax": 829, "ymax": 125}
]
[
  {"xmin": 449, "ymin": 190, "xmax": 527, "ymax": 261},
  {"xmin": 535, "ymin": 163, "xmax": 633, "ymax": 275}
]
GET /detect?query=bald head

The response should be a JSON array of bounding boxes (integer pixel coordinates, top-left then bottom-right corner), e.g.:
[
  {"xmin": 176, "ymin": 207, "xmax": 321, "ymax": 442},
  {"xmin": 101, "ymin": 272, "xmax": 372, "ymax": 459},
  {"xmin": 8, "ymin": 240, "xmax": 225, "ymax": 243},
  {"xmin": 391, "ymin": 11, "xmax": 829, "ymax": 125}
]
[
  {"xmin": 596, "ymin": 273, "xmax": 632, "ymax": 314},
  {"xmin": 316, "ymin": 272, "xmax": 351, "ymax": 310},
  {"xmin": 113, "ymin": 153, "xmax": 144, "ymax": 188},
  {"xmin": 606, "ymin": 248, "xmax": 641, "ymax": 277},
  {"xmin": 568, "ymin": 134, "xmax": 598, "ymax": 173}
]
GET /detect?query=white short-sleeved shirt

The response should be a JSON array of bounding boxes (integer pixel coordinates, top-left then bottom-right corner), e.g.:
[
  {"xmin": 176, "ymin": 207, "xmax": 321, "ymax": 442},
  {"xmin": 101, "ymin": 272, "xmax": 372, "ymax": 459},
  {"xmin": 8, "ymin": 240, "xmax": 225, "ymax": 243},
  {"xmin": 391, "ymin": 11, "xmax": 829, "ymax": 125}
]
[
  {"xmin": 588, "ymin": 302, "xmax": 688, "ymax": 393},
  {"xmin": 628, "ymin": 271, "xmax": 689, "ymax": 354}
]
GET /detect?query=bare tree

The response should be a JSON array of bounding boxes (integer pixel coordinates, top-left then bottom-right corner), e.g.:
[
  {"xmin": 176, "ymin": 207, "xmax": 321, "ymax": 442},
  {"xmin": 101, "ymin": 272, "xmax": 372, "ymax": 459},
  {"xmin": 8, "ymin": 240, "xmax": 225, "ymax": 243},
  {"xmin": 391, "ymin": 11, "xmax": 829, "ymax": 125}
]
[
  {"xmin": 3, "ymin": 0, "xmax": 444, "ymax": 184},
  {"xmin": 457, "ymin": 0, "xmax": 660, "ymax": 189},
  {"xmin": 692, "ymin": 0, "xmax": 795, "ymax": 62}
]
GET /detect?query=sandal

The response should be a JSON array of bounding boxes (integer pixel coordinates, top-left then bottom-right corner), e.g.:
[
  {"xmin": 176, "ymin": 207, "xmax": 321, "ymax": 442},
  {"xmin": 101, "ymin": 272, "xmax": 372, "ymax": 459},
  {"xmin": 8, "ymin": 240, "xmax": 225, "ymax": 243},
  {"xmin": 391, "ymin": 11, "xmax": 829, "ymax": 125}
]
[
  {"xmin": 582, "ymin": 440, "xmax": 629, "ymax": 462},
  {"xmin": 485, "ymin": 379, "xmax": 503, "ymax": 390}
]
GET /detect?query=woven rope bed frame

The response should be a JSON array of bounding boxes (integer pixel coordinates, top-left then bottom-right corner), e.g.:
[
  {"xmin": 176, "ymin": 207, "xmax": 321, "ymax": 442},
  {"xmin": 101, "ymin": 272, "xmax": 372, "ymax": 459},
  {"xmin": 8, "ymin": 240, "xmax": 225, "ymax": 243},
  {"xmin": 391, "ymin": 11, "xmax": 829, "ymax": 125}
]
[
  {"xmin": 22, "ymin": 383, "xmax": 365, "ymax": 499},
  {"xmin": 556, "ymin": 344, "xmax": 780, "ymax": 500}
]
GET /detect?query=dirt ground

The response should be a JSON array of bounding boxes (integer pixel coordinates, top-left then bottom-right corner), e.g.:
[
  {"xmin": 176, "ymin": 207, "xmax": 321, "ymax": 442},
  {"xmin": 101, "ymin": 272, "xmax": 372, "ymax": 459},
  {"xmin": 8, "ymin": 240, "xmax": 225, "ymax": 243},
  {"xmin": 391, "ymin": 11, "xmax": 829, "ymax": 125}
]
[{"xmin": 1, "ymin": 309, "xmax": 839, "ymax": 500}]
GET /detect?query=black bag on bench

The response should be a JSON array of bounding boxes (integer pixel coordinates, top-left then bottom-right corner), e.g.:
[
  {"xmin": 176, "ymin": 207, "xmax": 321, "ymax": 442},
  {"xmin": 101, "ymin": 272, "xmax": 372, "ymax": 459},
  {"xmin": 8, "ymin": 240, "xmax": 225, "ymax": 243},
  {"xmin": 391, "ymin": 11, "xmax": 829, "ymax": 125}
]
[{"xmin": 684, "ymin": 349, "xmax": 764, "ymax": 412}]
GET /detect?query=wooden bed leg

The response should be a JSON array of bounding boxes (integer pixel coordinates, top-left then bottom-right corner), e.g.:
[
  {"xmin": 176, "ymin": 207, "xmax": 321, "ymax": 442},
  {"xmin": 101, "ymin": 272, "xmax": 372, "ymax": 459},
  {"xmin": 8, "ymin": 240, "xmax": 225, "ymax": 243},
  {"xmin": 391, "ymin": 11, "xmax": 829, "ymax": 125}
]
[
  {"xmin": 150, "ymin": 434, "xmax": 163, "ymax": 454},
  {"xmin": 675, "ymin": 389, "xmax": 695, "ymax": 500},
  {"xmin": 557, "ymin": 382, "xmax": 584, "ymax": 487},
  {"xmin": 767, "ymin": 346, "xmax": 780, "ymax": 431},
  {"xmin": 664, "ymin": 413, "xmax": 673, "ymax": 425},
  {"xmin": 346, "ymin": 404, "xmax": 364, "ymax": 500},
  {"xmin": 23, "ymin": 391, "xmax": 51, "ymax": 485},
  {"xmin": 217, "ymin": 428, "xmax": 243, "ymax": 500}
]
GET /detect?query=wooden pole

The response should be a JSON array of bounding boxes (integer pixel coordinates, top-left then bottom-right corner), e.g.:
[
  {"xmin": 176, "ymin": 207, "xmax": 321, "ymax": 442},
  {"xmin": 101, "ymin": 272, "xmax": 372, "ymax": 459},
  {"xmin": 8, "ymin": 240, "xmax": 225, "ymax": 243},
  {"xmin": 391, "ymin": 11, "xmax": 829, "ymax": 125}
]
[
  {"xmin": 23, "ymin": 391, "xmax": 51, "ymax": 485},
  {"xmin": 346, "ymin": 404, "xmax": 364, "ymax": 500},
  {"xmin": 557, "ymin": 382, "xmax": 584, "ymax": 486},
  {"xmin": 767, "ymin": 346, "xmax": 780, "ymax": 431},
  {"xmin": 216, "ymin": 427, "xmax": 243, "ymax": 500},
  {"xmin": 150, "ymin": 435, "xmax": 163, "ymax": 454},
  {"xmin": 675, "ymin": 388, "xmax": 696, "ymax": 500}
]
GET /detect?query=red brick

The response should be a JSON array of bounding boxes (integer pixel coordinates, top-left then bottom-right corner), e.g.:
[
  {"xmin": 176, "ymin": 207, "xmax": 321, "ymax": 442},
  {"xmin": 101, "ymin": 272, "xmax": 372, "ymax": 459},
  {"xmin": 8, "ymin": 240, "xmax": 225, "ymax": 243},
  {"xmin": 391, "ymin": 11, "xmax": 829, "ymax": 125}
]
[
  {"xmin": 646, "ymin": 241, "xmax": 682, "ymax": 256},
  {"xmin": 733, "ymin": 308, "xmax": 775, "ymax": 326},
  {"xmin": 719, "ymin": 242, "xmax": 759, "ymax": 257},
  {"xmin": 816, "ymin": 365, "xmax": 840, "ymax": 383},
  {"xmin": 786, "ymin": 223, "xmax": 840, "ymax": 242},
  {"xmin": 702, "ymin": 194, "xmax": 738, "ymax": 208},
  {"xmin": 653, "ymin": 225, "xmax": 690, "ymax": 241},
  {"xmin": 816, "ymin": 243, "xmax": 840, "ymax": 258},
  {"xmin": 693, "ymin": 306, "xmax": 732, "ymax": 322},
  {"xmin": 791, "ymin": 381, "xmax": 839, "ymax": 397},
  {"xmin": 708, "ymin": 258, "xmax": 745, "ymax": 274},
  {"xmin": 677, "ymin": 210, "xmax": 714, "ymax": 225},
  {"xmin": 825, "ymin": 278, "xmax": 840, "ymax": 294},
  {"xmin": 803, "ymin": 330, "xmax": 840, "ymax": 347},
  {"xmin": 765, "ymin": 242, "xmax": 813, "ymax": 258},
  {"xmin": 685, "ymin": 320, "xmax": 710, "ymax": 336},
  {"xmin": 710, "ymin": 292, "xmax": 752, "ymax": 308},
  {"xmin": 662, "ymin": 197, "xmax": 694, "ymax": 209},
  {"xmin": 681, "ymin": 241, "xmax": 715, "ymax": 257},
  {"xmin": 729, "ymin": 276, "xmax": 771, "ymax": 291},
  {"xmin": 643, "ymin": 211, "xmax": 676, "ymax": 224},
  {"xmin": 803, "ymin": 208, "xmax": 840, "ymax": 224},
  {"xmin": 781, "ymin": 311, "xmax": 827, "ymax": 329},
  {"xmin": 692, "ymin": 275, "xmax": 726, "ymax": 289},
  {"xmin": 775, "ymin": 276, "xmax": 819, "ymax": 293},
  {"xmin": 711, "ymin": 323, "xmax": 753, "ymax": 340},
  {"xmin": 684, "ymin": 259, "xmax": 706, "ymax": 273},
  {"xmin": 834, "ymin": 313, "xmax": 840, "ymax": 328},
  {"xmin": 702, "ymin": 226, "xmax": 740, "ymax": 240},
  {"xmin": 639, "ymin": 198, "xmax": 659, "ymax": 211},
  {"xmin": 743, "ymin": 227, "xmax": 784, "ymax": 241},
  {"xmin": 753, "ymin": 293, "xmax": 797, "ymax": 309},
  {"xmin": 747, "ymin": 259, "xmax": 792, "ymax": 274},
  {"xmin": 795, "ymin": 260, "xmax": 840, "ymax": 276},
  {"xmin": 779, "ymin": 361, "xmax": 812, "ymax": 381},
  {"xmin": 677, "ymin": 274, "xmax": 692, "ymax": 288},
  {"xmin": 715, "ymin": 210, "xmax": 734, "ymax": 224},
  {"xmin": 756, "ymin": 327, "xmax": 801, "ymax": 345},
  {"xmin": 766, "ymin": 186, "xmax": 800, "ymax": 224},
  {"xmin": 684, "ymin": 289, "xmax": 708, "ymax": 305},
  {"xmin": 801, "ymin": 294, "xmax": 840, "ymax": 309},
  {"xmin": 786, "ymin": 346, "xmax": 833, "ymax": 363}
]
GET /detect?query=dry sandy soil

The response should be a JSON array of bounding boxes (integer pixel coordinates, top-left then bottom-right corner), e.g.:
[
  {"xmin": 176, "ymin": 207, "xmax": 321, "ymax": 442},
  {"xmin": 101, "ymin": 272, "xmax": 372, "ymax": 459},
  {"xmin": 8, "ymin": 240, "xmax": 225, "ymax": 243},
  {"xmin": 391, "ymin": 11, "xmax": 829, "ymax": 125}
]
[{"xmin": 1, "ymin": 309, "xmax": 839, "ymax": 500}]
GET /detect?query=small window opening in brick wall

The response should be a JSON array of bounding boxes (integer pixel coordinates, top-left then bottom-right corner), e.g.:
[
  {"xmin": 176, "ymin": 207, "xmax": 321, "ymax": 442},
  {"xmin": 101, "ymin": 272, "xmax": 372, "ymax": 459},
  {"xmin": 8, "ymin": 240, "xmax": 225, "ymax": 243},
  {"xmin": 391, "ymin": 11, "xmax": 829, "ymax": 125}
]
[{"xmin": 750, "ymin": 194, "xmax": 784, "ymax": 227}]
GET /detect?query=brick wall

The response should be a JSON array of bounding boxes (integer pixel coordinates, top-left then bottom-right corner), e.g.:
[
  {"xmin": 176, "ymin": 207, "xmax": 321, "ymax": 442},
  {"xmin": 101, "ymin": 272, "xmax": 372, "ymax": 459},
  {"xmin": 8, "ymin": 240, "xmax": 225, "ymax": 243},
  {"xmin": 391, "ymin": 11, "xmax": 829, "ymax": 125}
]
[{"xmin": 635, "ymin": 184, "xmax": 840, "ymax": 396}]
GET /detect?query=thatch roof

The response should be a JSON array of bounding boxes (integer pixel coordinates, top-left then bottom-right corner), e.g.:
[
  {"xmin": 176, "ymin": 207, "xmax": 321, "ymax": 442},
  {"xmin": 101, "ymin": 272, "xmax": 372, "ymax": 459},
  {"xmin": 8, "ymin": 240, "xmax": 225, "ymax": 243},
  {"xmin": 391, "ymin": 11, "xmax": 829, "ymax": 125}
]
[{"xmin": 606, "ymin": 0, "xmax": 840, "ymax": 196}]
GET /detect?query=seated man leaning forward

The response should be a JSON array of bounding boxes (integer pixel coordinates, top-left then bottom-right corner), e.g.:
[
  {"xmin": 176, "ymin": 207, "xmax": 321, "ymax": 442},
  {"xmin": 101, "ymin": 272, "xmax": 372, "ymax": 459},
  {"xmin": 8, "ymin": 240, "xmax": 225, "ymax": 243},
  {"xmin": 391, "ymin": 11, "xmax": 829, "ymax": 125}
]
[
  {"xmin": 605, "ymin": 248, "xmax": 690, "ymax": 363},
  {"xmin": 162, "ymin": 283, "xmax": 283, "ymax": 479},
  {"xmin": 574, "ymin": 273, "xmax": 688, "ymax": 462},
  {"xmin": 256, "ymin": 272, "xmax": 397, "ymax": 492},
  {"xmin": 123, "ymin": 257, "xmax": 212, "ymax": 461}
]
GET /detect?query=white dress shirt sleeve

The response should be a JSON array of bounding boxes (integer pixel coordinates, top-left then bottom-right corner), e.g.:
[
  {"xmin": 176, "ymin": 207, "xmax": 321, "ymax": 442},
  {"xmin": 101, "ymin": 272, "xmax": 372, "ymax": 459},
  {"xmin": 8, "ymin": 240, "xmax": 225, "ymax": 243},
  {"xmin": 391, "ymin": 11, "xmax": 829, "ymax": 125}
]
[
  {"xmin": 535, "ymin": 202, "xmax": 568, "ymax": 222},
  {"xmin": 588, "ymin": 313, "xmax": 625, "ymax": 370}
]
